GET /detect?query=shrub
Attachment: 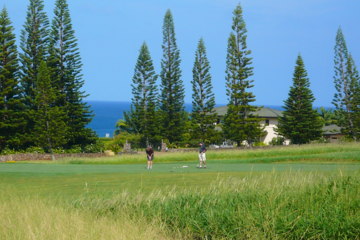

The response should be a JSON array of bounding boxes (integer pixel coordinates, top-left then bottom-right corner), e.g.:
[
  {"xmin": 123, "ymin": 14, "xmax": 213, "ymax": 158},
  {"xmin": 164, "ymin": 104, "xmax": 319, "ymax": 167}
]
[
  {"xmin": 312, "ymin": 136, "xmax": 329, "ymax": 144},
  {"xmin": 339, "ymin": 136, "xmax": 356, "ymax": 143},
  {"xmin": 65, "ymin": 145, "xmax": 83, "ymax": 153},
  {"xmin": 0, "ymin": 148, "xmax": 18, "ymax": 155},
  {"xmin": 253, "ymin": 142, "xmax": 267, "ymax": 147},
  {"xmin": 113, "ymin": 133, "xmax": 142, "ymax": 149},
  {"xmin": 269, "ymin": 136, "xmax": 286, "ymax": 146},
  {"xmin": 25, "ymin": 146, "xmax": 45, "ymax": 154},
  {"xmin": 106, "ymin": 143, "xmax": 122, "ymax": 153},
  {"xmin": 52, "ymin": 148, "xmax": 66, "ymax": 154},
  {"xmin": 83, "ymin": 141, "xmax": 105, "ymax": 153}
]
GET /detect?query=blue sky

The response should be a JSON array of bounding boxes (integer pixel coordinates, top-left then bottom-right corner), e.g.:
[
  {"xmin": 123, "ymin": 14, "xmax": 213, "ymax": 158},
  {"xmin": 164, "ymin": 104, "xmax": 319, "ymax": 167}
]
[{"xmin": 3, "ymin": 0, "xmax": 360, "ymax": 107}]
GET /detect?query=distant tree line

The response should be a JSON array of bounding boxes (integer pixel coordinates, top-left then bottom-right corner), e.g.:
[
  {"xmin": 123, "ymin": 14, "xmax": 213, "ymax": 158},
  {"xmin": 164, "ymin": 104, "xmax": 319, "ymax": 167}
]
[
  {"xmin": 0, "ymin": 0, "xmax": 97, "ymax": 154},
  {"xmin": 120, "ymin": 4, "xmax": 360, "ymax": 148}
]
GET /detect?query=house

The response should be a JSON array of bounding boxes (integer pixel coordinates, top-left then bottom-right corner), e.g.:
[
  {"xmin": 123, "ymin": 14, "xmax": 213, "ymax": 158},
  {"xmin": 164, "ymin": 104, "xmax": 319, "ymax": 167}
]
[
  {"xmin": 213, "ymin": 106, "xmax": 283, "ymax": 144},
  {"xmin": 322, "ymin": 124, "xmax": 344, "ymax": 143}
]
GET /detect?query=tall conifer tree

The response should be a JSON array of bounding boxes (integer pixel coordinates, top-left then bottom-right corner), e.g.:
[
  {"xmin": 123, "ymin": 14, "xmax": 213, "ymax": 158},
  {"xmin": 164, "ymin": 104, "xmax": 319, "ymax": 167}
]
[
  {"xmin": 223, "ymin": 4, "xmax": 262, "ymax": 146},
  {"xmin": 0, "ymin": 8, "xmax": 26, "ymax": 151},
  {"xmin": 333, "ymin": 28, "xmax": 349, "ymax": 112},
  {"xmin": 49, "ymin": 0, "xmax": 95, "ymax": 147},
  {"xmin": 126, "ymin": 42, "xmax": 159, "ymax": 146},
  {"xmin": 277, "ymin": 55, "xmax": 322, "ymax": 144},
  {"xmin": 332, "ymin": 28, "xmax": 360, "ymax": 140},
  {"xmin": 18, "ymin": 0, "xmax": 49, "ymax": 147},
  {"xmin": 19, "ymin": 0, "xmax": 49, "ymax": 109},
  {"xmin": 191, "ymin": 38, "xmax": 217, "ymax": 142},
  {"xmin": 342, "ymin": 54, "xmax": 360, "ymax": 139},
  {"xmin": 159, "ymin": 10, "xmax": 186, "ymax": 143},
  {"xmin": 123, "ymin": 105, "xmax": 141, "ymax": 134},
  {"xmin": 33, "ymin": 61, "xmax": 68, "ymax": 154}
]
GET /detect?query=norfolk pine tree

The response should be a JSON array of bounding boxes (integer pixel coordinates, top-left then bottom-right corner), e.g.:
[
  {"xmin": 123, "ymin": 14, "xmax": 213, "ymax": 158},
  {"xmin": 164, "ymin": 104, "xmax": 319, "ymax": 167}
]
[
  {"xmin": 126, "ymin": 42, "xmax": 159, "ymax": 146},
  {"xmin": 19, "ymin": 0, "xmax": 49, "ymax": 109},
  {"xmin": 48, "ymin": 0, "xmax": 72, "ymax": 107},
  {"xmin": 332, "ymin": 28, "xmax": 360, "ymax": 140},
  {"xmin": 49, "ymin": 0, "xmax": 96, "ymax": 148},
  {"xmin": 191, "ymin": 38, "xmax": 218, "ymax": 143},
  {"xmin": 333, "ymin": 28, "xmax": 349, "ymax": 113},
  {"xmin": 277, "ymin": 55, "xmax": 322, "ymax": 144},
  {"xmin": 343, "ymin": 54, "xmax": 360, "ymax": 139},
  {"xmin": 19, "ymin": 0, "xmax": 50, "ymax": 147},
  {"xmin": 159, "ymin": 10, "xmax": 186, "ymax": 143},
  {"xmin": 223, "ymin": 4, "xmax": 263, "ymax": 146},
  {"xmin": 123, "ymin": 105, "xmax": 141, "ymax": 134},
  {"xmin": 0, "ymin": 8, "xmax": 26, "ymax": 151},
  {"xmin": 33, "ymin": 61, "xmax": 68, "ymax": 155}
]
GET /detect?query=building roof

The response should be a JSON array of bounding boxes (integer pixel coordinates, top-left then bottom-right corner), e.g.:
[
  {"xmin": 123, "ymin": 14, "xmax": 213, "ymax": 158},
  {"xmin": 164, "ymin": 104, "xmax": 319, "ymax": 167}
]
[
  {"xmin": 322, "ymin": 124, "xmax": 342, "ymax": 135},
  {"xmin": 214, "ymin": 106, "xmax": 283, "ymax": 118}
]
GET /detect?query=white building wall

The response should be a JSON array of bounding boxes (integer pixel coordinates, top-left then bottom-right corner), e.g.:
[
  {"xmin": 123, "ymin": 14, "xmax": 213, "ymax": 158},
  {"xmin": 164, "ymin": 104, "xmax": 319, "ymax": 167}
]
[{"xmin": 260, "ymin": 118, "xmax": 280, "ymax": 144}]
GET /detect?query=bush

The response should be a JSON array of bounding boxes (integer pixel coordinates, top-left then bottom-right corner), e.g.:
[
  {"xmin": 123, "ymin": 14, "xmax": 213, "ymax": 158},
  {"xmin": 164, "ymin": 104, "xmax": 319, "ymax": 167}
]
[
  {"xmin": 269, "ymin": 136, "xmax": 286, "ymax": 146},
  {"xmin": 106, "ymin": 143, "xmax": 122, "ymax": 153},
  {"xmin": 52, "ymin": 148, "xmax": 66, "ymax": 154},
  {"xmin": 25, "ymin": 146, "xmax": 45, "ymax": 154},
  {"xmin": 0, "ymin": 148, "xmax": 19, "ymax": 155},
  {"xmin": 253, "ymin": 142, "xmax": 267, "ymax": 147},
  {"xmin": 83, "ymin": 141, "xmax": 105, "ymax": 153},
  {"xmin": 65, "ymin": 145, "xmax": 83, "ymax": 153},
  {"xmin": 312, "ymin": 136, "xmax": 329, "ymax": 144},
  {"xmin": 339, "ymin": 136, "xmax": 356, "ymax": 143},
  {"xmin": 113, "ymin": 133, "xmax": 142, "ymax": 149}
]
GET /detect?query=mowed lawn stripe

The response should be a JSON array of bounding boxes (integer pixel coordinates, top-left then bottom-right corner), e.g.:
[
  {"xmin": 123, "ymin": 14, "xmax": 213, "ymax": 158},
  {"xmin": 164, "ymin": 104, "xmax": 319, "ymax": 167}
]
[
  {"xmin": 1, "ymin": 162, "xmax": 359, "ymax": 198},
  {"xmin": 1, "ymin": 162, "xmax": 360, "ymax": 175}
]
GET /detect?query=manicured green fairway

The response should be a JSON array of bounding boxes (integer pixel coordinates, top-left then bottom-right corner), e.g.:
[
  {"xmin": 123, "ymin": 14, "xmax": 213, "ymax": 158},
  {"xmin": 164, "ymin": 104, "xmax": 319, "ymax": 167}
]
[
  {"xmin": 1, "ymin": 161, "xmax": 359, "ymax": 198},
  {"xmin": 2, "ymin": 161, "xmax": 360, "ymax": 175}
]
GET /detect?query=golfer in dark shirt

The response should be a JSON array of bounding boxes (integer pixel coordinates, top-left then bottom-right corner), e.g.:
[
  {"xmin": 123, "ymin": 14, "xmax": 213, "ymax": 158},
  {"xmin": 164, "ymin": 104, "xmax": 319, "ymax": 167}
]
[
  {"xmin": 146, "ymin": 147, "xmax": 154, "ymax": 170},
  {"xmin": 198, "ymin": 142, "xmax": 207, "ymax": 168}
]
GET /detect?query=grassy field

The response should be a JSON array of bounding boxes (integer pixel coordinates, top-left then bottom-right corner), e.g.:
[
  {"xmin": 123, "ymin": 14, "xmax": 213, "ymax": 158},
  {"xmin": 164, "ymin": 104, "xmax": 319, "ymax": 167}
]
[{"xmin": 1, "ymin": 143, "xmax": 359, "ymax": 239}]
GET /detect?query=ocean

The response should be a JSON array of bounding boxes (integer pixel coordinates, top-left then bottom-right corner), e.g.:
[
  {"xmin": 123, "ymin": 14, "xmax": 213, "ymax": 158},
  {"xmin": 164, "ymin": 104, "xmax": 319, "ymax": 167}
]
[
  {"xmin": 87, "ymin": 101, "xmax": 130, "ymax": 137},
  {"xmin": 87, "ymin": 101, "xmax": 284, "ymax": 137},
  {"xmin": 87, "ymin": 101, "xmax": 192, "ymax": 137}
]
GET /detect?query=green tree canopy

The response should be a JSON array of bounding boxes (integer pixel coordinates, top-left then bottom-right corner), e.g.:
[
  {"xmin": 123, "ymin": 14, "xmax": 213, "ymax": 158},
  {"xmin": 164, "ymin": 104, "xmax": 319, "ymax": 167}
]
[
  {"xmin": 191, "ymin": 38, "xmax": 218, "ymax": 143},
  {"xmin": 49, "ymin": 0, "xmax": 96, "ymax": 148},
  {"xmin": 125, "ymin": 42, "xmax": 159, "ymax": 146},
  {"xmin": 19, "ymin": 0, "xmax": 49, "ymax": 109},
  {"xmin": 223, "ymin": 4, "xmax": 263, "ymax": 146},
  {"xmin": 0, "ymin": 8, "xmax": 27, "ymax": 151},
  {"xmin": 33, "ymin": 61, "xmax": 68, "ymax": 153},
  {"xmin": 277, "ymin": 55, "xmax": 322, "ymax": 144},
  {"xmin": 159, "ymin": 9, "xmax": 186, "ymax": 143},
  {"xmin": 332, "ymin": 28, "xmax": 360, "ymax": 140}
]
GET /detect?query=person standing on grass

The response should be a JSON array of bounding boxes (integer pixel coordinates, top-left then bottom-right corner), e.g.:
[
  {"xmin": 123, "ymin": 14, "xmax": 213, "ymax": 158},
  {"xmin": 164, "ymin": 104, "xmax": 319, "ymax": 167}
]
[
  {"xmin": 198, "ymin": 142, "xmax": 207, "ymax": 168},
  {"xmin": 146, "ymin": 146, "xmax": 154, "ymax": 169}
]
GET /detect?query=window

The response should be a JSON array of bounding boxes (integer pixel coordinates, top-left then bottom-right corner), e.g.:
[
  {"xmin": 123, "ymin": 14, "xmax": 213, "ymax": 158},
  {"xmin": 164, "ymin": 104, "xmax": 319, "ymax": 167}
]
[{"xmin": 265, "ymin": 119, "xmax": 270, "ymax": 126}]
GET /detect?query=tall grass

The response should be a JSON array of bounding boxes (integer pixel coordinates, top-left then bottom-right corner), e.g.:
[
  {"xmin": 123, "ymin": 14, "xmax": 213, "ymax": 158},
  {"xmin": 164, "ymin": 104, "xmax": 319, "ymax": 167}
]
[
  {"xmin": 74, "ymin": 171, "xmax": 360, "ymax": 240},
  {"xmin": 0, "ymin": 192, "xmax": 171, "ymax": 240},
  {"xmin": 55, "ymin": 143, "xmax": 360, "ymax": 165}
]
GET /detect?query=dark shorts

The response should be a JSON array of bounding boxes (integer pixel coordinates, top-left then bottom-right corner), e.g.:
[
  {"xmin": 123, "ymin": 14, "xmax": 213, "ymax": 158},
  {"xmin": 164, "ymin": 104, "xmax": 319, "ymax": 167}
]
[{"xmin": 147, "ymin": 155, "xmax": 153, "ymax": 161}]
